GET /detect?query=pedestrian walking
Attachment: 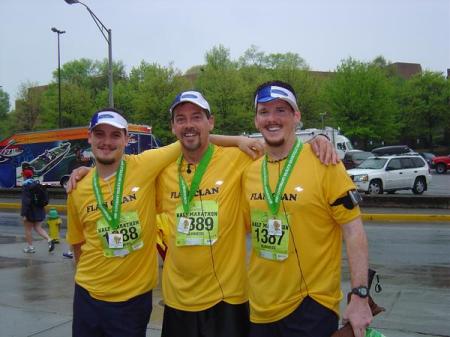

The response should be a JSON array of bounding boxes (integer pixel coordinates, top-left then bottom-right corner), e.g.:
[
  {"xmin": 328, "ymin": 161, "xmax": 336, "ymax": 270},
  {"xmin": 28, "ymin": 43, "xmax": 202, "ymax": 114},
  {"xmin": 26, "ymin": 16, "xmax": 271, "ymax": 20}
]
[{"xmin": 20, "ymin": 166, "xmax": 55, "ymax": 253}]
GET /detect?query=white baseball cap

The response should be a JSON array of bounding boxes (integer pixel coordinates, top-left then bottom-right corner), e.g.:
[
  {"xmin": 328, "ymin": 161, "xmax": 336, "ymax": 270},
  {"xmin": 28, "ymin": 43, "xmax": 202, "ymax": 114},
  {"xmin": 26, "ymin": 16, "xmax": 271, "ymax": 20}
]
[
  {"xmin": 169, "ymin": 91, "xmax": 211, "ymax": 117},
  {"xmin": 89, "ymin": 110, "xmax": 128, "ymax": 131}
]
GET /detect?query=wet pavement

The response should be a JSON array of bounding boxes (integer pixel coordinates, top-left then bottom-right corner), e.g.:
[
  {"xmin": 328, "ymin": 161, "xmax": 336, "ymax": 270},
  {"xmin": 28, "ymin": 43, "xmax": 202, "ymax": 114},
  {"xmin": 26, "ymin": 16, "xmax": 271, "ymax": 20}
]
[{"xmin": 0, "ymin": 214, "xmax": 449, "ymax": 336}]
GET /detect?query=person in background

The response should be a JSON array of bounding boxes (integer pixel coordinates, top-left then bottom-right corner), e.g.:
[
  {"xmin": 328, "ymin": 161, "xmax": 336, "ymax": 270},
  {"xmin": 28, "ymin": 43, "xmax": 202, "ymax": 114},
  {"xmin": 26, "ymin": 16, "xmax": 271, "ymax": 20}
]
[{"xmin": 21, "ymin": 167, "xmax": 55, "ymax": 253}]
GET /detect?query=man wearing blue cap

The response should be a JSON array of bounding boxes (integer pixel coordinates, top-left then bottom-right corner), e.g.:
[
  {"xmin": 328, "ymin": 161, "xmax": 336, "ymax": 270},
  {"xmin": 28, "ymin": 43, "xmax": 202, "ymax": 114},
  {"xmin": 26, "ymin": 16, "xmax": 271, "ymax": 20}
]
[
  {"xmin": 66, "ymin": 108, "xmax": 182, "ymax": 337},
  {"xmin": 242, "ymin": 80, "xmax": 372, "ymax": 337}
]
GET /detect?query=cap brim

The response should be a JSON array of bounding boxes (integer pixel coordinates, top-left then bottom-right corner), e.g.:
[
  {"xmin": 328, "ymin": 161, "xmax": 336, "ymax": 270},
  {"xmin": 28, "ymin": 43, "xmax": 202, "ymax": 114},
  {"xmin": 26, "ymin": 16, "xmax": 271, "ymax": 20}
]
[
  {"xmin": 170, "ymin": 99, "xmax": 209, "ymax": 115},
  {"xmin": 90, "ymin": 121, "xmax": 127, "ymax": 130}
]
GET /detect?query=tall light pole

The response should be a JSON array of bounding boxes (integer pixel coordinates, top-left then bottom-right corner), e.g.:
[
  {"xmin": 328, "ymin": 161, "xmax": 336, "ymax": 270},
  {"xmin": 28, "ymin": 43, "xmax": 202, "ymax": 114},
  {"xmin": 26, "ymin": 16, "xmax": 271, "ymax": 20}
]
[
  {"xmin": 64, "ymin": 0, "xmax": 114, "ymax": 107},
  {"xmin": 51, "ymin": 27, "xmax": 65, "ymax": 128},
  {"xmin": 319, "ymin": 112, "xmax": 327, "ymax": 130}
]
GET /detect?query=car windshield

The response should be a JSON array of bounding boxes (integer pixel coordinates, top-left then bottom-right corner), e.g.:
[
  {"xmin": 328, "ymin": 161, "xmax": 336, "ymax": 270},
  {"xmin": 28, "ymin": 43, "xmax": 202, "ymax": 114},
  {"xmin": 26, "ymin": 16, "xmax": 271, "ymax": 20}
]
[
  {"xmin": 357, "ymin": 157, "xmax": 387, "ymax": 169},
  {"xmin": 353, "ymin": 152, "xmax": 372, "ymax": 160}
]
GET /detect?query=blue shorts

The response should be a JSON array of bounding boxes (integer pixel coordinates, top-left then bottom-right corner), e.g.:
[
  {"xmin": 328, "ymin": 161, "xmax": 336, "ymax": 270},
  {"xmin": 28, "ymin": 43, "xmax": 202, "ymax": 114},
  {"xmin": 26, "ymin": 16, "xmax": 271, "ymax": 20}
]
[
  {"xmin": 162, "ymin": 301, "xmax": 249, "ymax": 337},
  {"xmin": 73, "ymin": 283, "xmax": 152, "ymax": 337},
  {"xmin": 249, "ymin": 296, "xmax": 338, "ymax": 337}
]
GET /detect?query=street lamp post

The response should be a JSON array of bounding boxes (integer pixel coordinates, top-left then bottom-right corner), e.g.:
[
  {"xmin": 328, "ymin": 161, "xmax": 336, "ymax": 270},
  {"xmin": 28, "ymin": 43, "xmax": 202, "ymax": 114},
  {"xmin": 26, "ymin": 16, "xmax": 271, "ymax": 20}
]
[
  {"xmin": 51, "ymin": 27, "xmax": 65, "ymax": 128},
  {"xmin": 319, "ymin": 112, "xmax": 327, "ymax": 131},
  {"xmin": 64, "ymin": 0, "xmax": 114, "ymax": 107}
]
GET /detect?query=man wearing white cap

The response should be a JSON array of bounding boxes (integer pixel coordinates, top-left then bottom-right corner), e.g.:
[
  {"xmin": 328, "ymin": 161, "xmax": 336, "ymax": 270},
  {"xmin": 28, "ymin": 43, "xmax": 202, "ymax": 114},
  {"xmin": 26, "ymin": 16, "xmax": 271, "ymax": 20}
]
[
  {"xmin": 66, "ymin": 108, "xmax": 182, "ymax": 337},
  {"xmin": 242, "ymin": 81, "xmax": 372, "ymax": 337},
  {"xmin": 155, "ymin": 90, "xmax": 337, "ymax": 337}
]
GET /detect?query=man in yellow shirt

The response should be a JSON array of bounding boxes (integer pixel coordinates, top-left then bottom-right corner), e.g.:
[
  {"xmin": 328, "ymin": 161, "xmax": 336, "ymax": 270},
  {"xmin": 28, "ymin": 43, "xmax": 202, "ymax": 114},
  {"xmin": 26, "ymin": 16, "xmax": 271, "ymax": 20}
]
[
  {"xmin": 156, "ymin": 91, "xmax": 254, "ymax": 337},
  {"xmin": 67, "ymin": 108, "xmax": 181, "ymax": 337},
  {"xmin": 242, "ymin": 81, "xmax": 372, "ymax": 337}
]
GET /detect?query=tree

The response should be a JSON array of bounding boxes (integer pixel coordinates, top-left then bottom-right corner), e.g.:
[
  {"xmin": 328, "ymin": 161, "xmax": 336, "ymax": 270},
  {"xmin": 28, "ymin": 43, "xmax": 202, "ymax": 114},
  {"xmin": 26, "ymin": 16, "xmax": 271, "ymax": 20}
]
[
  {"xmin": 324, "ymin": 58, "xmax": 400, "ymax": 149},
  {"xmin": 399, "ymin": 71, "xmax": 450, "ymax": 149},
  {"xmin": 12, "ymin": 82, "xmax": 45, "ymax": 132},
  {"xmin": 128, "ymin": 61, "xmax": 190, "ymax": 144},
  {"xmin": 196, "ymin": 46, "xmax": 254, "ymax": 135},
  {"xmin": 0, "ymin": 88, "xmax": 11, "ymax": 138}
]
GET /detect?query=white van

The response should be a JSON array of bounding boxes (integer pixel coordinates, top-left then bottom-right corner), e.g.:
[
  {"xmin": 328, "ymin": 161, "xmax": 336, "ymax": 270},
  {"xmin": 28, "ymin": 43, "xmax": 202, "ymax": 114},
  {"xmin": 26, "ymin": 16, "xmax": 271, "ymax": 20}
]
[{"xmin": 248, "ymin": 127, "xmax": 354, "ymax": 159}]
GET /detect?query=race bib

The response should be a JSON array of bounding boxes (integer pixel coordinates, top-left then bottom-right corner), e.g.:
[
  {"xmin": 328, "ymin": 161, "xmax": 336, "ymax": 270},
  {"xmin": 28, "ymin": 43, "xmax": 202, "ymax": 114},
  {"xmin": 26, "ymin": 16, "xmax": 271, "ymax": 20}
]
[
  {"xmin": 96, "ymin": 211, "xmax": 143, "ymax": 257},
  {"xmin": 251, "ymin": 209, "xmax": 289, "ymax": 261},
  {"xmin": 175, "ymin": 200, "xmax": 219, "ymax": 246}
]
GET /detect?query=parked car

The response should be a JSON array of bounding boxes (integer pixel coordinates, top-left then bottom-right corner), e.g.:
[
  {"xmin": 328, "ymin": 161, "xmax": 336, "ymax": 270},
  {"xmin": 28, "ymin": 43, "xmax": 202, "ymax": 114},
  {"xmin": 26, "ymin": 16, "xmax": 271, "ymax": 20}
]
[
  {"xmin": 432, "ymin": 154, "xmax": 450, "ymax": 174},
  {"xmin": 347, "ymin": 154, "xmax": 432, "ymax": 195},
  {"xmin": 343, "ymin": 150, "xmax": 373, "ymax": 169},
  {"xmin": 371, "ymin": 145, "xmax": 414, "ymax": 156},
  {"xmin": 419, "ymin": 152, "xmax": 436, "ymax": 169}
]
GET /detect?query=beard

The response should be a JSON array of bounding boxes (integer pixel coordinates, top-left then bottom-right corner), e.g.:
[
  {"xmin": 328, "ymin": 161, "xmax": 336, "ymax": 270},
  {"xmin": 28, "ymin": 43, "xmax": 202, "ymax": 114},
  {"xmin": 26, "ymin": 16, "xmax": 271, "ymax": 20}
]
[
  {"xmin": 264, "ymin": 137, "xmax": 285, "ymax": 147},
  {"xmin": 96, "ymin": 157, "xmax": 116, "ymax": 165}
]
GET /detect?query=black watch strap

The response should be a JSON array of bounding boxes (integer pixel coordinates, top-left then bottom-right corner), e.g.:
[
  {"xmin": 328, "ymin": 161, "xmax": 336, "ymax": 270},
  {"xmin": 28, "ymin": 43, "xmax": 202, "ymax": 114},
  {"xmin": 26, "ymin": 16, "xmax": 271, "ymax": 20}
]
[{"xmin": 351, "ymin": 286, "xmax": 369, "ymax": 298}]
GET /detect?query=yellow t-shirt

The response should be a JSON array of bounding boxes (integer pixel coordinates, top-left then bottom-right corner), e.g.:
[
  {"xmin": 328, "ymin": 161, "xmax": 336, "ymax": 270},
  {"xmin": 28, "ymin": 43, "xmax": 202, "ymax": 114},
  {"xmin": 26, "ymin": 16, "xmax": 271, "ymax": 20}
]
[
  {"xmin": 66, "ymin": 142, "xmax": 180, "ymax": 302},
  {"xmin": 156, "ymin": 146, "xmax": 252, "ymax": 311},
  {"xmin": 242, "ymin": 143, "xmax": 360, "ymax": 323}
]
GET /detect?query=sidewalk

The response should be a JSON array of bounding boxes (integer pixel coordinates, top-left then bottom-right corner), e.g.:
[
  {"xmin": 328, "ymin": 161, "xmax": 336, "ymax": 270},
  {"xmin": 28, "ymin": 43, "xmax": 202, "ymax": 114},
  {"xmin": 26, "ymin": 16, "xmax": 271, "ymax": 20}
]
[
  {"xmin": 1, "ymin": 224, "xmax": 449, "ymax": 337},
  {"xmin": 0, "ymin": 230, "xmax": 164, "ymax": 337}
]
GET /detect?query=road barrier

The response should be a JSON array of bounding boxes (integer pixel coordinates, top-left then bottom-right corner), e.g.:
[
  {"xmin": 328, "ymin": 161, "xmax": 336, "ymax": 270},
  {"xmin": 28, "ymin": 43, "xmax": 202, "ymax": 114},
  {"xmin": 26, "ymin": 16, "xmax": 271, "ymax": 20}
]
[{"xmin": 1, "ymin": 189, "xmax": 450, "ymax": 222}]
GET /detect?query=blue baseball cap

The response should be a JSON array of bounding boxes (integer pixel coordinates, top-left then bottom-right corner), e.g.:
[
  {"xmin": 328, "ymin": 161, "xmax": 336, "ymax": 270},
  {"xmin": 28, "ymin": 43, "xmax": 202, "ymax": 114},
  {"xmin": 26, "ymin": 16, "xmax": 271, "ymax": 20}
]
[
  {"xmin": 169, "ymin": 91, "xmax": 211, "ymax": 117},
  {"xmin": 254, "ymin": 85, "xmax": 299, "ymax": 112},
  {"xmin": 89, "ymin": 110, "xmax": 128, "ymax": 131}
]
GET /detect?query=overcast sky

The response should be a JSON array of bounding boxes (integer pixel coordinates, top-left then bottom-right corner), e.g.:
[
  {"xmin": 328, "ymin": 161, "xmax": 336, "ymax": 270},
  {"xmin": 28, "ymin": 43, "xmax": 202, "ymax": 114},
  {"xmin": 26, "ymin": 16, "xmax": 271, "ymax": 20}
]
[{"xmin": 0, "ymin": 0, "xmax": 449, "ymax": 107}]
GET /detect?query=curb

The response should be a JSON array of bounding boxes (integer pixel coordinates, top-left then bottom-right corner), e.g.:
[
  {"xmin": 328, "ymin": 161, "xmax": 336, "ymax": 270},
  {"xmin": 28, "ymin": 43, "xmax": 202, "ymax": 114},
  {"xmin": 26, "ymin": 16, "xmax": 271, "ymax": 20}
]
[
  {"xmin": 361, "ymin": 213, "xmax": 450, "ymax": 222},
  {"xmin": 0, "ymin": 203, "xmax": 66, "ymax": 212},
  {"xmin": 1, "ymin": 203, "xmax": 449, "ymax": 222}
]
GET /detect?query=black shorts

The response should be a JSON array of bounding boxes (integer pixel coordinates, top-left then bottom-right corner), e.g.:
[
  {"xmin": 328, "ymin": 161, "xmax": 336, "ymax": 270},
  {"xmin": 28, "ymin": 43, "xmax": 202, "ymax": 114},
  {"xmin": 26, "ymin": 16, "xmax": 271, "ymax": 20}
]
[
  {"xmin": 249, "ymin": 296, "xmax": 338, "ymax": 337},
  {"xmin": 73, "ymin": 283, "xmax": 152, "ymax": 337},
  {"xmin": 162, "ymin": 301, "xmax": 249, "ymax": 337}
]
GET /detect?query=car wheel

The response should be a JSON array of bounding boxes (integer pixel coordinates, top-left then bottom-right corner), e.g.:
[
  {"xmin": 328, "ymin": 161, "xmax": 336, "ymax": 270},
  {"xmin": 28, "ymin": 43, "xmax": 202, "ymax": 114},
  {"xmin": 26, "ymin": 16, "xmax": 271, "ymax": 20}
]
[
  {"xmin": 412, "ymin": 177, "xmax": 426, "ymax": 195},
  {"xmin": 368, "ymin": 180, "xmax": 383, "ymax": 195},
  {"xmin": 436, "ymin": 163, "xmax": 447, "ymax": 174}
]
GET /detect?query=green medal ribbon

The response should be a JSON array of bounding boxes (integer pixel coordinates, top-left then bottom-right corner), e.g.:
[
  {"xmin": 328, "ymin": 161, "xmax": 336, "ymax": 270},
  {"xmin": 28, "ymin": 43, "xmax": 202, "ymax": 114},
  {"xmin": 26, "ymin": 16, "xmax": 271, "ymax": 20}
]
[
  {"xmin": 178, "ymin": 144, "xmax": 214, "ymax": 214},
  {"xmin": 93, "ymin": 159, "xmax": 126, "ymax": 230},
  {"xmin": 262, "ymin": 139, "xmax": 303, "ymax": 215}
]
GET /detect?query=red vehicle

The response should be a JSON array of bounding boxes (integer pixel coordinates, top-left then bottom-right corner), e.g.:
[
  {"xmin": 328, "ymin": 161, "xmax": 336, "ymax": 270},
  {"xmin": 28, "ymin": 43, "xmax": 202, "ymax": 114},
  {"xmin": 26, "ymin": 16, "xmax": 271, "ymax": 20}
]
[{"xmin": 432, "ymin": 154, "xmax": 450, "ymax": 174}]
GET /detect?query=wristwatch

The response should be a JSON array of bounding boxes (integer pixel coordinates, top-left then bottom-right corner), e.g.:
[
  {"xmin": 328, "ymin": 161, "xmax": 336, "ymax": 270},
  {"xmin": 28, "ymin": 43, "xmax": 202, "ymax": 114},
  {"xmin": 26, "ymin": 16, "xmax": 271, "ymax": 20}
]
[{"xmin": 351, "ymin": 286, "xmax": 369, "ymax": 298}]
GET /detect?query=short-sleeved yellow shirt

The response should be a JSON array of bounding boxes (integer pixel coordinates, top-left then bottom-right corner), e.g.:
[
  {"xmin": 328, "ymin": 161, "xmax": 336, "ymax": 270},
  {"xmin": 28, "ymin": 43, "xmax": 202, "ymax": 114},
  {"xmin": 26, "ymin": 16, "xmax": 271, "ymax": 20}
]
[
  {"xmin": 242, "ymin": 143, "xmax": 360, "ymax": 323},
  {"xmin": 67, "ymin": 143, "xmax": 180, "ymax": 302}
]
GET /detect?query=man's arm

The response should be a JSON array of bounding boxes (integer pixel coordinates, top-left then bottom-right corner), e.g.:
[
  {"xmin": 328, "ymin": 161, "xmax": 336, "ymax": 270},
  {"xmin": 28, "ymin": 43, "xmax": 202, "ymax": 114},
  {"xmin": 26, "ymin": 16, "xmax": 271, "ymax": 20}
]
[
  {"xmin": 66, "ymin": 166, "xmax": 91, "ymax": 192},
  {"xmin": 209, "ymin": 135, "xmax": 265, "ymax": 159},
  {"xmin": 73, "ymin": 242, "xmax": 84, "ymax": 266},
  {"xmin": 308, "ymin": 135, "xmax": 339, "ymax": 165},
  {"xmin": 341, "ymin": 217, "xmax": 372, "ymax": 337}
]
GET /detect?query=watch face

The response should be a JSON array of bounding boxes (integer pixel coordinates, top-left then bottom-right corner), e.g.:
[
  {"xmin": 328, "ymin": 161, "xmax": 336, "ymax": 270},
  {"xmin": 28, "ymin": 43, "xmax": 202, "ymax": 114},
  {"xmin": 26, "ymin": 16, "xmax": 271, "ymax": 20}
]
[{"xmin": 353, "ymin": 286, "xmax": 369, "ymax": 297}]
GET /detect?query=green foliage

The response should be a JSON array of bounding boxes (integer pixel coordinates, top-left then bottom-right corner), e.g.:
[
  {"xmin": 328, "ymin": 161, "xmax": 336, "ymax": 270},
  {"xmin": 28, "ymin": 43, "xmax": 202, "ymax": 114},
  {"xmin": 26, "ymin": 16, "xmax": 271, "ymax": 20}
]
[
  {"xmin": 196, "ymin": 46, "xmax": 254, "ymax": 135},
  {"xmin": 127, "ymin": 61, "xmax": 190, "ymax": 144},
  {"xmin": 323, "ymin": 58, "xmax": 400, "ymax": 149},
  {"xmin": 9, "ymin": 47, "xmax": 448, "ymax": 152},
  {"xmin": 399, "ymin": 71, "xmax": 450, "ymax": 149},
  {"xmin": 13, "ymin": 82, "xmax": 45, "ymax": 132},
  {"xmin": 0, "ymin": 88, "xmax": 11, "ymax": 138}
]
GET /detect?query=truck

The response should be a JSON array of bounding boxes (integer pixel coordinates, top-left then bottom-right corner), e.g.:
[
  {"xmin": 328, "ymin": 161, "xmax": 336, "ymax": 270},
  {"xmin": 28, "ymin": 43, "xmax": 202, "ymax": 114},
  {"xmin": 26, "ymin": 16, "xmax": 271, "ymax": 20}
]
[
  {"xmin": 248, "ymin": 127, "xmax": 354, "ymax": 159},
  {"xmin": 0, "ymin": 125, "xmax": 159, "ymax": 188}
]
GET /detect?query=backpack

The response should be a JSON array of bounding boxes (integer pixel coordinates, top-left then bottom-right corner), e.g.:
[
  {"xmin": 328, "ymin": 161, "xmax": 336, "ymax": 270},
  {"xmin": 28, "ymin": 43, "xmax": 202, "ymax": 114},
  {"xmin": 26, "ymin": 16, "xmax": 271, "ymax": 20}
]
[{"xmin": 29, "ymin": 182, "xmax": 49, "ymax": 207}]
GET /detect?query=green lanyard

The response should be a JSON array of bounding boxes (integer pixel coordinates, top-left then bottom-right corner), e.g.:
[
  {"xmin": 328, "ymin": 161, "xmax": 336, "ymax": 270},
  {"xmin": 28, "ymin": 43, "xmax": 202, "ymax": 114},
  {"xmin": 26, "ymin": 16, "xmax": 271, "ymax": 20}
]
[
  {"xmin": 178, "ymin": 144, "xmax": 214, "ymax": 214},
  {"xmin": 93, "ymin": 160, "xmax": 126, "ymax": 230},
  {"xmin": 261, "ymin": 139, "xmax": 303, "ymax": 216}
]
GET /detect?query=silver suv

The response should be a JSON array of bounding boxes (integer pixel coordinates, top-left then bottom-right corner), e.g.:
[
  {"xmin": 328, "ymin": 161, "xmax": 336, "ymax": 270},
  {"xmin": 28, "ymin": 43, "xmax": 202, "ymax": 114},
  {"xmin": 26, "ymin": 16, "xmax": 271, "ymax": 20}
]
[{"xmin": 347, "ymin": 154, "xmax": 432, "ymax": 195}]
